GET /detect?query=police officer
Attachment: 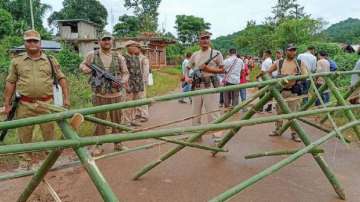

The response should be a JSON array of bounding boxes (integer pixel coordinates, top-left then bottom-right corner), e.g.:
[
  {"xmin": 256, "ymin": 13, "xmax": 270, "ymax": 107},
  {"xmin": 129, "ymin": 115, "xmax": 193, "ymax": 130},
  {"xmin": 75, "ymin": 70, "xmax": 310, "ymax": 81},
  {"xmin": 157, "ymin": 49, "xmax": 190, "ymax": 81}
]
[
  {"xmin": 80, "ymin": 32, "xmax": 129, "ymax": 155},
  {"xmin": 267, "ymin": 44, "xmax": 308, "ymax": 142},
  {"xmin": 4, "ymin": 30, "xmax": 70, "ymax": 170},
  {"xmin": 185, "ymin": 31, "xmax": 225, "ymax": 141}
]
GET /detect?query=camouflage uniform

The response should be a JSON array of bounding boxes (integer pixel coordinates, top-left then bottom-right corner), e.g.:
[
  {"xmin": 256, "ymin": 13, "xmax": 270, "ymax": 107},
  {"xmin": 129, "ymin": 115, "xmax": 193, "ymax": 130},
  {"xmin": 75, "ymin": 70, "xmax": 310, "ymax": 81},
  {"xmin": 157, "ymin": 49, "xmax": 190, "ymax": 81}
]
[
  {"xmin": 123, "ymin": 53, "xmax": 146, "ymax": 123},
  {"xmin": 80, "ymin": 49, "xmax": 128, "ymax": 136}
]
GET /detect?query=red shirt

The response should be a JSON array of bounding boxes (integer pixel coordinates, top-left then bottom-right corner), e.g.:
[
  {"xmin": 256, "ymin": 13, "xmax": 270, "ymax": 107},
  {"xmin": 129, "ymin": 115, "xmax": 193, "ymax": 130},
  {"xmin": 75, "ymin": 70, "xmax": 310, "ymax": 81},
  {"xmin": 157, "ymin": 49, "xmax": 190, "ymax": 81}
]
[{"xmin": 240, "ymin": 63, "xmax": 249, "ymax": 83}]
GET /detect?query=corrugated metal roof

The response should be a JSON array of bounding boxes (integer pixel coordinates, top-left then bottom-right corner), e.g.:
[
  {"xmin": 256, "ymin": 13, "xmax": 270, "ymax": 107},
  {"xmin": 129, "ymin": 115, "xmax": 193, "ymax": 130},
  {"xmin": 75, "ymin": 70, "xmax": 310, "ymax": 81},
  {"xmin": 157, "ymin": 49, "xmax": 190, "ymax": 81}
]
[{"xmin": 10, "ymin": 40, "xmax": 62, "ymax": 52}]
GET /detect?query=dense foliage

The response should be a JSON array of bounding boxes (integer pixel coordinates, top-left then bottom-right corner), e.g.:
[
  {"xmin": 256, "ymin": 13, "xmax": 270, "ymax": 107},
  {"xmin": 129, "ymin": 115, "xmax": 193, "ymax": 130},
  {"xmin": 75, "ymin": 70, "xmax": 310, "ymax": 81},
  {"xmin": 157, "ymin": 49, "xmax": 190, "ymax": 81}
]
[
  {"xmin": 324, "ymin": 18, "xmax": 360, "ymax": 44},
  {"xmin": 48, "ymin": 0, "xmax": 108, "ymax": 29}
]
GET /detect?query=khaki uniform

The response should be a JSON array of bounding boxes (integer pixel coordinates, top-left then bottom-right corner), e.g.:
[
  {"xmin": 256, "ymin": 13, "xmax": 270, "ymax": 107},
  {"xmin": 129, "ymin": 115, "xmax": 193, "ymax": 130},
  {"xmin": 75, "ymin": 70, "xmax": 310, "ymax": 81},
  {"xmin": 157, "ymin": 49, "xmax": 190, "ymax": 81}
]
[
  {"xmin": 123, "ymin": 54, "xmax": 148, "ymax": 123},
  {"xmin": 187, "ymin": 48, "xmax": 224, "ymax": 125},
  {"xmin": 274, "ymin": 59, "xmax": 308, "ymax": 131},
  {"xmin": 80, "ymin": 50, "xmax": 129, "ymax": 135},
  {"xmin": 138, "ymin": 54, "xmax": 150, "ymax": 119},
  {"xmin": 6, "ymin": 53, "xmax": 65, "ymax": 143}
]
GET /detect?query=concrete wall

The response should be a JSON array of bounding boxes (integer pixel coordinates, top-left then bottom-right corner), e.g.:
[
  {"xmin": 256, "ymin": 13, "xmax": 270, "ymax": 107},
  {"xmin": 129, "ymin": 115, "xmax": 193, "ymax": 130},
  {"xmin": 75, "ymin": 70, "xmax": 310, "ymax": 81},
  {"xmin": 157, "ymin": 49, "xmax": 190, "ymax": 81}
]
[
  {"xmin": 78, "ymin": 42, "xmax": 97, "ymax": 57},
  {"xmin": 78, "ymin": 22, "xmax": 98, "ymax": 39}
]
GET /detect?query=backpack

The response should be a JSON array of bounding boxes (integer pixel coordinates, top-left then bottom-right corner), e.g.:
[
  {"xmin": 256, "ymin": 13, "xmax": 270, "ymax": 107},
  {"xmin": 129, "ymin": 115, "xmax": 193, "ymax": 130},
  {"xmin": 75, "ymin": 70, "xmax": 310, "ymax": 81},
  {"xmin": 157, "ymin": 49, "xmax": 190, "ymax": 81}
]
[{"xmin": 328, "ymin": 59, "xmax": 337, "ymax": 72}]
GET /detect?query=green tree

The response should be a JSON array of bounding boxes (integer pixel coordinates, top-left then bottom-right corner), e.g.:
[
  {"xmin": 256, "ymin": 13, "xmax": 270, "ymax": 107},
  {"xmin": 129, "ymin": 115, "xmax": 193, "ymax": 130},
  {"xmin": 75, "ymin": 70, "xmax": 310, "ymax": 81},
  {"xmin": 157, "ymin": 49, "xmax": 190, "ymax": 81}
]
[
  {"xmin": 174, "ymin": 15, "xmax": 211, "ymax": 44},
  {"xmin": 48, "ymin": 0, "xmax": 108, "ymax": 29},
  {"xmin": 235, "ymin": 23, "xmax": 275, "ymax": 56},
  {"xmin": 273, "ymin": 17, "xmax": 323, "ymax": 48},
  {"xmin": 0, "ymin": 0, "xmax": 51, "ymax": 37},
  {"xmin": 266, "ymin": 0, "xmax": 307, "ymax": 25},
  {"xmin": 124, "ymin": 0, "xmax": 162, "ymax": 32},
  {"xmin": 113, "ymin": 15, "xmax": 141, "ymax": 37},
  {"xmin": 0, "ymin": 9, "xmax": 13, "ymax": 39}
]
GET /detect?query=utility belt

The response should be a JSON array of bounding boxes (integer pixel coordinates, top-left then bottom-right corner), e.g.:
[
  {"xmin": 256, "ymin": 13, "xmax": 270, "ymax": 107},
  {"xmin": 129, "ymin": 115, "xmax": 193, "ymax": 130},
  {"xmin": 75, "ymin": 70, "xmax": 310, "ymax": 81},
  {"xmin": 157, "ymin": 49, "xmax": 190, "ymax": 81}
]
[
  {"xmin": 93, "ymin": 87, "xmax": 121, "ymax": 95},
  {"xmin": 192, "ymin": 76, "xmax": 219, "ymax": 89},
  {"xmin": 20, "ymin": 95, "xmax": 53, "ymax": 103}
]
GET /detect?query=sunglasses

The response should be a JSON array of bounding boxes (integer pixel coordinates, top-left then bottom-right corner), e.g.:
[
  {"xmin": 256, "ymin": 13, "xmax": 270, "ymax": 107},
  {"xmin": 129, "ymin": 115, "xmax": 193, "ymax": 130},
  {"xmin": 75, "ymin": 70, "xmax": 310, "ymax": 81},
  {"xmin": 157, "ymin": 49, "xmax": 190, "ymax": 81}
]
[
  {"xmin": 200, "ymin": 36, "xmax": 210, "ymax": 40},
  {"xmin": 25, "ymin": 39, "xmax": 40, "ymax": 44}
]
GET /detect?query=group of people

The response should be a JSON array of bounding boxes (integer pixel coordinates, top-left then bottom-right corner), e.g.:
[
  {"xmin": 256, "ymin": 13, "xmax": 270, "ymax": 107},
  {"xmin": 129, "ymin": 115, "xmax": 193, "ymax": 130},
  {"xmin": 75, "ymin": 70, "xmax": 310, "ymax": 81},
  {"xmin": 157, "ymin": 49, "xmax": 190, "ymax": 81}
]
[
  {"xmin": 4, "ymin": 28, "xmax": 360, "ymax": 171},
  {"xmin": 179, "ymin": 32, "xmax": 360, "ymax": 144},
  {"xmin": 3, "ymin": 30, "xmax": 151, "ymax": 170},
  {"xmin": 79, "ymin": 33, "xmax": 151, "ymax": 155}
]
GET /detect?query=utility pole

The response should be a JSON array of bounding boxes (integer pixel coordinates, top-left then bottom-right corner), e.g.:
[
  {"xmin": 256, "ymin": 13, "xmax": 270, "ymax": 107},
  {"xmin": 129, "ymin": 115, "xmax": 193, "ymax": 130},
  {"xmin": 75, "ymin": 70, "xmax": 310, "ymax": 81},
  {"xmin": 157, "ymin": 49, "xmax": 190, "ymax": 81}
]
[{"xmin": 29, "ymin": 0, "xmax": 35, "ymax": 30}]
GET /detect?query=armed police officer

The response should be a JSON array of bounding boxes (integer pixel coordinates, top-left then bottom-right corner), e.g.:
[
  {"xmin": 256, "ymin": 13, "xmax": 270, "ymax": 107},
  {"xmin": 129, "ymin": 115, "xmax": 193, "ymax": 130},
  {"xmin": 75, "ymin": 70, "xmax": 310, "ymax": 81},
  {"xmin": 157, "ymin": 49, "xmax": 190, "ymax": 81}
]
[
  {"xmin": 4, "ymin": 30, "xmax": 70, "ymax": 170},
  {"xmin": 185, "ymin": 31, "xmax": 225, "ymax": 141},
  {"xmin": 80, "ymin": 33, "xmax": 129, "ymax": 156}
]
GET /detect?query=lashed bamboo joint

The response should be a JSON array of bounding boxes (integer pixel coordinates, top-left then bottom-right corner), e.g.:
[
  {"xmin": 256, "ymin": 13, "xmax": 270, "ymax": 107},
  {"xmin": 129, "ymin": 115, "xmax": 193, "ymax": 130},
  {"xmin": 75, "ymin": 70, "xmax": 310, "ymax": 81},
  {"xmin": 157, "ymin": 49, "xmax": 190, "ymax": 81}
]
[{"xmin": 0, "ymin": 70, "xmax": 359, "ymax": 202}]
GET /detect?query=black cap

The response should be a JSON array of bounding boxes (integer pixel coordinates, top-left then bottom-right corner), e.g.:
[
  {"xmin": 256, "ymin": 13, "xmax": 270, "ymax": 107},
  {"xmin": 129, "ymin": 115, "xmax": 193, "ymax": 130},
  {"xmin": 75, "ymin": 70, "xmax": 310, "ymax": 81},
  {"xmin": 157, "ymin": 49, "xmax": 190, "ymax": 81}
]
[{"xmin": 286, "ymin": 43, "xmax": 297, "ymax": 51}]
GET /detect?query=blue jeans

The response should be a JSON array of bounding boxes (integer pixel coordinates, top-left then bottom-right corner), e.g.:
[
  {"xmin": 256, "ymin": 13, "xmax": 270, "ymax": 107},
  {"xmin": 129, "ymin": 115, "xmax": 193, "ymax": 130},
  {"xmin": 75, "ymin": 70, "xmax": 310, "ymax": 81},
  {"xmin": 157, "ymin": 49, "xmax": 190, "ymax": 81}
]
[
  {"xmin": 302, "ymin": 80, "xmax": 311, "ymax": 104},
  {"xmin": 239, "ymin": 89, "xmax": 246, "ymax": 101},
  {"xmin": 183, "ymin": 83, "xmax": 192, "ymax": 93},
  {"xmin": 315, "ymin": 92, "xmax": 330, "ymax": 106}
]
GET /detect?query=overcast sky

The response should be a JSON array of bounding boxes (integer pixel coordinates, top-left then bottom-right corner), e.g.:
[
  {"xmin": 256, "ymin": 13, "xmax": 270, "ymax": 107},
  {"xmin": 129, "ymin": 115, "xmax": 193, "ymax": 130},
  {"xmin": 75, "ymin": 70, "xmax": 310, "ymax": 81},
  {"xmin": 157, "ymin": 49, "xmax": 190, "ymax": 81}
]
[{"xmin": 42, "ymin": 0, "xmax": 360, "ymax": 38}]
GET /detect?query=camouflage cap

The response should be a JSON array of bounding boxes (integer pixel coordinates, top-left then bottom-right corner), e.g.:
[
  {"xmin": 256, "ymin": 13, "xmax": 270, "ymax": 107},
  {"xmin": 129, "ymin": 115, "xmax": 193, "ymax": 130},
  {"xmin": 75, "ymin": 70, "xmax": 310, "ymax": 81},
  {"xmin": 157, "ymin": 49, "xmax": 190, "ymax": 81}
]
[
  {"xmin": 99, "ymin": 32, "xmax": 113, "ymax": 40},
  {"xmin": 23, "ymin": 30, "xmax": 41, "ymax": 41},
  {"xmin": 125, "ymin": 40, "xmax": 141, "ymax": 48},
  {"xmin": 199, "ymin": 31, "xmax": 212, "ymax": 38}
]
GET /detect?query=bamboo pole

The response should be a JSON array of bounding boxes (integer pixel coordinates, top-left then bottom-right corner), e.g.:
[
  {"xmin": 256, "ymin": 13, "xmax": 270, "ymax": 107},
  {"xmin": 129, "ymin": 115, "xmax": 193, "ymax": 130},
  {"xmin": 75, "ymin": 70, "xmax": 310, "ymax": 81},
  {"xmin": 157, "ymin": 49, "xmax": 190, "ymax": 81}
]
[
  {"xmin": 132, "ymin": 85, "xmax": 270, "ymax": 180},
  {"xmin": 156, "ymin": 137, "xmax": 227, "ymax": 152},
  {"xmin": 209, "ymin": 120, "xmax": 360, "ymax": 202},
  {"xmin": 211, "ymin": 92, "xmax": 274, "ymax": 157},
  {"xmin": 1, "ymin": 104, "xmax": 360, "ymax": 155},
  {"xmin": 0, "ymin": 136, "xmax": 190, "ymax": 182},
  {"xmin": 276, "ymin": 83, "xmax": 328, "ymax": 136},
  {"xmin": 307, "ymin": 73, "xmax": 347, "ymax": 145},
  {"xmin": 58, "ymin": 121, "xmax": 119, "ymax": 202},
  {"xmin": 2, "ymin": 71, "xmax": 360, "ymax": 131},
  {"xmin": 320, "ymin": 79, "xmax": 360, "ymax": 123},
  {"xmin": 325, "ymin": 77, "xmax": 360, "ymax": 141},
  {"xmin": 244, "ymin": 148, "xmax": 324, "ymax": 159},
  {"xmin": 40, "ymin": 102, "xmax": 225, "ymax": 153},
  {"xmin": 298, "ymin": 118, "xmax": 331, "ymax": 133},
  {"xmin": 17, "ymin": 150, "xmax": 62, "ymax": 202},
  {"xmin": 265, "ymin": 75, "xmax": 345, "ymax": 200}
]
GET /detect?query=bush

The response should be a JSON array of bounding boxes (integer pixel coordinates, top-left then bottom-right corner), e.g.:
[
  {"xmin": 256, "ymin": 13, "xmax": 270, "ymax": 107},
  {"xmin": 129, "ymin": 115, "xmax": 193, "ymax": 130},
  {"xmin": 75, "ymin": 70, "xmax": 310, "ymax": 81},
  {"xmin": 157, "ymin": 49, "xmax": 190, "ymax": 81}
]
[
  {"xmin": 0, "ymin": 36, "xmax": 23, "ymax": 73},
  {"xmin": 0, "ymin": 9, "xmax": 13, "ymax": 39},
  {"xmin": 51, "ymin": 44, "xmax": 82, "ymax": 74},
  {"xmin": 297, "ymin": 42, "xmax": 342, "ymax": 58}
]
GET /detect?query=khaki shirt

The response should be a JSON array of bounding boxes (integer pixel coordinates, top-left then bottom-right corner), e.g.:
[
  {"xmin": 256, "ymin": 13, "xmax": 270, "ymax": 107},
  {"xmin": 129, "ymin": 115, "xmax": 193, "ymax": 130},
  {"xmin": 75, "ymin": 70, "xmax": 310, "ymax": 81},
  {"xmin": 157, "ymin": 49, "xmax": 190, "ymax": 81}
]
[
  {"xmin": 6, "ymin": 52, "xmax": 65, "ymax": 97},
  {"xmin": 187, "ymin": 48, "xmax": 224, "ymax": 77},
  {"xmin": 275, "ymin": 58, "xmax": 308, "ymax": 88},
  {"xmin": 139, "ymin": 54, "xmax": 150, "ymax": 84},
  {"xmin": 80, "ymin": 49, "xmax": 129, "ymax": 84}
]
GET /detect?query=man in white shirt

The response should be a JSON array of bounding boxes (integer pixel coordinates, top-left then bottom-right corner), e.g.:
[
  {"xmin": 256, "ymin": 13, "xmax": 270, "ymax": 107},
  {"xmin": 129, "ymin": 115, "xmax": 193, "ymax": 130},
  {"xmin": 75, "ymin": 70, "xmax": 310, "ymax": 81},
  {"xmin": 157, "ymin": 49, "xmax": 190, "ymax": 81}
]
[
  {"xmin": 179, "ymin": 52, "xmax": 192, "ymax": 103},
  {"xmin": 298, "ymin": 46, "xmax": 316, "ymax": 103},
  {"xmin": 223, "ymin": 48, "xmax": 243, "ymax": 107},
  {"xmin": 261, "ymin": 50, "xmax": 273, "ymax": 75},
  {"xmin": 260, "ymin": 50, "xmax": 273, "ymax": 112}
]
